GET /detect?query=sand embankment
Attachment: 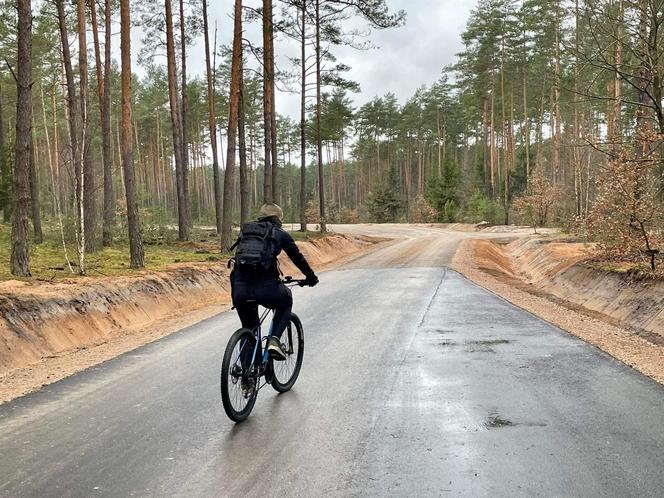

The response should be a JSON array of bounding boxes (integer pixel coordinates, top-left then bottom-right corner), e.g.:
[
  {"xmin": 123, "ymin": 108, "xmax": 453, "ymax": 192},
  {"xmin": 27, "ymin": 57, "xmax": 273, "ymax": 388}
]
[
  {"xmin": 453, "ymin": 236, "xmax": 664, "ymax": 384},
  {"xmin": 473, "ymin": 237, "xmax": 664, "ymax": 338},
  {"xmin": 0, "ymin": 234, "xmax": 378, "ymax": 387}
]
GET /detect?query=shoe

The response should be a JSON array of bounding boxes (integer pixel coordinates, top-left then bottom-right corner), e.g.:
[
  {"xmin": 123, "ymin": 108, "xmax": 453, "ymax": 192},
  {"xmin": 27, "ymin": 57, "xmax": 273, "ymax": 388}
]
[
  {"xmin": 266, "ymin": 336, "xmax": 288, "ymax": 361},
  {"xmin": 240, "ymin": 376, "xmax": 256, "ymax": 398}
]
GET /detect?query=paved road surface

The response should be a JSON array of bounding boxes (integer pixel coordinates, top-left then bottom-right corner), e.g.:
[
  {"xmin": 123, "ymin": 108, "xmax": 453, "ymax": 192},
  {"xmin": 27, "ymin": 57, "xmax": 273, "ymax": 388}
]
[{"xmin": 1, "ymin": 225, "xmax": 663, "ymax": 497}]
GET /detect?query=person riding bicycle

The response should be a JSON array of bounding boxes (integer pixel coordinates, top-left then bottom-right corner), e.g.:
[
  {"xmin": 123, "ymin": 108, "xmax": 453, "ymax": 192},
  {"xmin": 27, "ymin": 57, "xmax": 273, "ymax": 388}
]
[{"xmin": 230, "ymin": 203, "xmax": 319, "ymax": 364}]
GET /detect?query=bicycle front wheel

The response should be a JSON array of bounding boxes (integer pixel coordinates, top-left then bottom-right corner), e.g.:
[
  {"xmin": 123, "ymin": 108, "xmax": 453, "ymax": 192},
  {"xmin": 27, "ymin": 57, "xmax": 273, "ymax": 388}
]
[
  {"xmin": 271, "ymin": 313, "xmax": 304, "ymax": 393},
  {"xmin": 221, "ymin": 328, "xmax": 258, "ymax": 422}
]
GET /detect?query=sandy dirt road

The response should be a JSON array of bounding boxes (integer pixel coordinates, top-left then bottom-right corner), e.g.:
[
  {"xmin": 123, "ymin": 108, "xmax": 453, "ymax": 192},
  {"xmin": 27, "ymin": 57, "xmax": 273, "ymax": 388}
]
[
  {"xmin": 0, "ymin": 224, "xmax": 663, "ymax": 497},
  {"xmin": 328, "ymin": 223, "xmax": 533, "ymax": 268}
]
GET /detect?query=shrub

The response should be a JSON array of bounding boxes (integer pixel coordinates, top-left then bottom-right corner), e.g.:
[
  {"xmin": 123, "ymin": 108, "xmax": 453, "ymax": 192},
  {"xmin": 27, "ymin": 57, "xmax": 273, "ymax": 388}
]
[
  {"xmin": 409, "ymin": 195, "xmax": 436, "ymax": 223},
  {"xmin": 585, "ymin": 142, "xmax": 663, "ymax": 270},
  {"xmin": 464, "ymin": 192, "xmax": 503, "ymax": 224},
  {"xmin": 512, "ymin": 168, "xmax": 563, "ymax": 232},
  {"xmin": 366, "ymin": 187, "xmax": 402, "ymax": 223}
]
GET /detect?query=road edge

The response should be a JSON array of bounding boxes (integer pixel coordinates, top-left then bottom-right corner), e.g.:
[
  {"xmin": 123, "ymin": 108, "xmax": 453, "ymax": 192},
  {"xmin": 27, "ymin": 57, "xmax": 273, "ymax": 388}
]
[
  {"xmin": 0, "ymin": 234, "xmax": 392, "ymax": 405},
  {"xmin": 451, "ymin": 239, "xmax": 664, "ymax": 385}
]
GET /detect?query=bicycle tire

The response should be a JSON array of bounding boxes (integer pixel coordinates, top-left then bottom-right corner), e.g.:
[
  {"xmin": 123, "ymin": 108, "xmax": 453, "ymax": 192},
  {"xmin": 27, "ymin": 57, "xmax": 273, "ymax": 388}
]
[
  {"xmin": 271, "ymin": 313, "xmax": 304, "ymax": 393},
  {"xmin": 221, "ymin": 328, "xmax": 258, "ymax": 422}
]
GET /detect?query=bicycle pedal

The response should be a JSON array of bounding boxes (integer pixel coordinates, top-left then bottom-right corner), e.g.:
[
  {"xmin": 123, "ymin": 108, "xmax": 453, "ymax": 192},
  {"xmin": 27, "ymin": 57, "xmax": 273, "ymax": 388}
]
[{"xmin": 264, "ymin": 362, "xmax": 274, "ymax": 383}]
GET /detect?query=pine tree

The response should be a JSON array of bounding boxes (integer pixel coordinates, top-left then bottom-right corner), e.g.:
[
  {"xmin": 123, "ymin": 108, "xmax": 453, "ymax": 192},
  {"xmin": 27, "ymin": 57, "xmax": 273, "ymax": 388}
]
[
  {"xmin": 11, "ymin": 0, "xmax": 32, "ymax": 277},
  {"xmin": 120, "ymin": 0, "xmax": 144, "ymax": 268}
]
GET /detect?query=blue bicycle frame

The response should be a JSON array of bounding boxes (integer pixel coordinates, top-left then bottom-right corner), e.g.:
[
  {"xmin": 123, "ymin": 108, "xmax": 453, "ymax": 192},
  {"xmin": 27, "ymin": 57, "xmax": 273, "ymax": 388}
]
[
  {"xmin": 232, "ymin": 307, "xmax": 276, "ymax": 373},
  {"xmin": 250, "ymin": 307, "xmax": 275, "ymax": 366}
]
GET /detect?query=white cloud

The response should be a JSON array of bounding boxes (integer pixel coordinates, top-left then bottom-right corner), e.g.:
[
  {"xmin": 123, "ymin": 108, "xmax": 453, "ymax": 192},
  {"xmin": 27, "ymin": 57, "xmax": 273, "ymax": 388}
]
[
  {"xmin": 329, "ymin": 0, "xmax": 474, "ymax": 108},
  {"xmin": 137, "ymin": 0, "xmax": 476, "ymax": 117}
]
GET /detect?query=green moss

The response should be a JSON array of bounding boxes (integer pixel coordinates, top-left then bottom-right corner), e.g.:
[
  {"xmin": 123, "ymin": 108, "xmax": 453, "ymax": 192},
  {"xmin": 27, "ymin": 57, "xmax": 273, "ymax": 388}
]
[
  {"xmin": 0, "ymin": 222, "xmax": 331, "ymax": 281},
  {"xmin": 0, "ymin": 222, "xmax": 231, "ymax": 281},
  {"xmin": 592, "ymin": 261, "xmax": 650, "ymax": 276}
]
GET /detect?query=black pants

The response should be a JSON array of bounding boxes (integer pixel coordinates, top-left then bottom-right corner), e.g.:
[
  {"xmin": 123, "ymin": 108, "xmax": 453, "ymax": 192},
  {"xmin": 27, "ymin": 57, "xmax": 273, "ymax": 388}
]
[{"xmin": 232, "ymin": 275, "xmax": 293, "ymax": 364}]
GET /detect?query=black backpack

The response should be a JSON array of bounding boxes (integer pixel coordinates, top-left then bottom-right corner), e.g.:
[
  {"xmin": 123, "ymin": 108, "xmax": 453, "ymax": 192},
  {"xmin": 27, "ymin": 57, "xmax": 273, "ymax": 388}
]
[{"xmin": 231, "ymin": 221, "xmax": 277, "ymax": 273}]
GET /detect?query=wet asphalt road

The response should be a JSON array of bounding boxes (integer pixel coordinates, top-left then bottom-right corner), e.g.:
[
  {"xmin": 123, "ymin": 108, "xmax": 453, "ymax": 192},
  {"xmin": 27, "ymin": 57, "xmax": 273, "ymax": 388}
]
[{"xmin": 1, "ymin": 228, "xmax": 664, "ymax": 497}]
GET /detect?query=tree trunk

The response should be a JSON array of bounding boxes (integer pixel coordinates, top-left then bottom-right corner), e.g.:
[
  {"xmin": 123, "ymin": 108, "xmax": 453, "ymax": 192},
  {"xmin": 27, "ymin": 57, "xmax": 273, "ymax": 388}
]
[
  {"xmin": 56, "ymin": 0, "xmax": 79, "ymax": 221},
  {"xmin": 40, "ymin": 80, "xmax": 58, "ymax": 215},
  {"xmin": 490, "ymin": 83, "xmax": 496, "ymax": 198},
  {"xmin": 482, "ymin": 97, "xmax": 490, "ymax": 196},
  {"xmin": 266, "ymin": 0, "xmax": 278, "ymax": 203},
  {"xmin": 300, "ymin": 1, "xmax": 307, "ymax": 231},
  {"xmin": 521, "ymin": 23, "xmax": 530, "ymax": 184},
  {"xmin": 315, "ymin": 0, "xmax": 326, "ymax": 232},
  {"xmin": 179, "ymin": 0, "xmax": 190, "ymax": 231},
  {"xmin": 270, "ymin": 56, "xmax": 279, "ymax": 204},
  {"xmin": 523, "ymin": 74, "xmax": 530, "ymax": 180},
  {"xmin": 78, "ymin": 0, "xmax": 96, "ymax": 252},
  {"xmin": 29, "ymin": 138, "xmax": 42, "ymax": 243},
  {"xmin": 436, "ymin": 107, "xmax": 442, "ymax": 178},
  {"xmin": 91, "ymin": 0, "xmax": 115, "ymax": 246},
  {"xmin": 635, "ymin": 0, "xmax": 653, "ymax": 164},
  {"xmin": 614, "ymin": 0, "xmax": 623, "ymax": 142},
  {"xmin": 44, "ymin": 80, "xmax": 73, "ymax": 272},
  {"xmin": 262, "ymin": 0, "xmax": 274, "ymax": 204},
  {"xmin": 203, "ymin": 0, "xmax": 222, "ymax": 235},
  {"xmin": 0, "ymin": 81, "xmax": 4, "ymax": 162},
  {"xmin": 536, "ymin": 80, "xmax": 545, "ymax": 169},
  {"xmin": 165, "ymin": 0, "xmax": 188, "ymax": 240},
  {"xmin": 103, "ymin": 0, "xmax": 114, "ymax": 245},
  {"xmin": 239, "ymin": 59, "xmax": 249, "ymax": 225},
  {"xmin": 573, "ymin": 0, "xmax": 582, "ymax": 216},
  {"xmin": 221, "ymin": 0, "xmax": 243, "ymax": 251},
  {"xmin": 0, "ymin": 80, "xmax": 9, "ymax": 221},
  {"xmin": 552, "ymin": 3, "xmax": 562, "ymax": 185},
  {"xmin": 120, "ymin": 0, "xmax": 144, "ymax": 269},
  {"xmin": 500, "ymin": 58, "xmax": 509, "ymax": 225},
  {"xmin": 11, "ymin": 0, "xmax": 32, "ymax": 277}
]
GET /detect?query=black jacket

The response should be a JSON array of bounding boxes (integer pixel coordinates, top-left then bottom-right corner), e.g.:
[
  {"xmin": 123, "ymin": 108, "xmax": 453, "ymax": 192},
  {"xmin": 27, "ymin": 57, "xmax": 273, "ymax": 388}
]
[{"xmin": 234, "ymin": 220, "xmax": 316, "ymax": 281}]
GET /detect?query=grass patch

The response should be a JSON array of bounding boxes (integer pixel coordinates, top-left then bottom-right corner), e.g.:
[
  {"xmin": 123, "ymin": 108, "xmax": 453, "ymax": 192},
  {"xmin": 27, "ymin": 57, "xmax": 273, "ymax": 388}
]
[
  {"xmin": 589, "ymin": 260, "xmax": 662, "ymax": 279},
  {"xmin": 0, "ymin": 223, "xmax": 332, "ymax": 281},
  {"xmin": 0, "ymin": 222, "xmax": 230, "ymax": 281}
]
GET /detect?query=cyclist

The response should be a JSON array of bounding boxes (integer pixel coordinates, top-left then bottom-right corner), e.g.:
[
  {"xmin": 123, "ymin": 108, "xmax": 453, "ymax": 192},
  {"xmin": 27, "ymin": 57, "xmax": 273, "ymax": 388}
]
[{"xmin": 230, "ymin": 203, "xmax": 319, "ymax": 367}]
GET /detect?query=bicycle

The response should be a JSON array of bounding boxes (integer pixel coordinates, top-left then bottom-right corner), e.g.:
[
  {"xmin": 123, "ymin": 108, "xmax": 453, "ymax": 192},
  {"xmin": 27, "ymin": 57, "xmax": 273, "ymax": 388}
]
[{"xmin": 220, "ymin": 277, "xmax": 307, "ymax": 422}]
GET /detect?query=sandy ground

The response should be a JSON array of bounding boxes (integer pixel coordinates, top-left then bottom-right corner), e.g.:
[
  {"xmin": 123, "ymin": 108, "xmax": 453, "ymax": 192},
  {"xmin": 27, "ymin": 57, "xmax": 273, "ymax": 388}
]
[{"xmin": 0, "ymin": 299, "xmax": 231, "ymax": 404}]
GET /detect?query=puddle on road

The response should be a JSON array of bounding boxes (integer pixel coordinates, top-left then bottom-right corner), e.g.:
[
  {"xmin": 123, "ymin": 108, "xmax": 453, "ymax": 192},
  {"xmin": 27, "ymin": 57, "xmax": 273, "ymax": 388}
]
[
  {"xmin": 467, "ymin": 339, "xmax": 510, "ymax": 346},
  {"xmin": 440, "ymin": 339, "xmax": 511, "ymax": 353},
  {"xmin": 483, "ymin": 413, "xmax": 548, "ymax": 430},
  {"xmin": 485, "ymin": 414, "xmax": 514, "ymax": 429},
  {"xmin": 427, "ymin": 328, "xmax": 455, "ymax": 335}
]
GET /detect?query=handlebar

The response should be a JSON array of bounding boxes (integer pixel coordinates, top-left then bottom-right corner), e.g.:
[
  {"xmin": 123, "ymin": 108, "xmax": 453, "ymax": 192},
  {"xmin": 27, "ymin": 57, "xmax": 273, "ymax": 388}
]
[{"xmin": 282, "ymin": 276, "xmax": 308, "ymax": 287}]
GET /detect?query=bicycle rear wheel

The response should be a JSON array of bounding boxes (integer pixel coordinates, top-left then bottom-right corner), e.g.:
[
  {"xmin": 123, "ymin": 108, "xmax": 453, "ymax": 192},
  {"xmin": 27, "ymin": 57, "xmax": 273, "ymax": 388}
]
[
  {"xmin": 221, "ymin": 328, "xmax": 258, "ymax": 422},
  {"xmin": 271, "ymin": 313, "xmax": 304, "ymax": 393}
]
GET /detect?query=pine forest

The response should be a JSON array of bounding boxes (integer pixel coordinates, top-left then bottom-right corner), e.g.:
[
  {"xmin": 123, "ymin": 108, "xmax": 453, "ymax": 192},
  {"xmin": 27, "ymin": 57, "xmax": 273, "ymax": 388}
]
[{"xmin": 0, "ymin": 0, "xmax": 662, "ymax": 277}]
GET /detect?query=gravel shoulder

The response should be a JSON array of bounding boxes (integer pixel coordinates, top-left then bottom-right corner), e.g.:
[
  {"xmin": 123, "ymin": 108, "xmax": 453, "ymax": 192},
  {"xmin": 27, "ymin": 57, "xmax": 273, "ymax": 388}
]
[{"xmin": 451, "ymin": 238, "xmax": 664, "ymax": 384}]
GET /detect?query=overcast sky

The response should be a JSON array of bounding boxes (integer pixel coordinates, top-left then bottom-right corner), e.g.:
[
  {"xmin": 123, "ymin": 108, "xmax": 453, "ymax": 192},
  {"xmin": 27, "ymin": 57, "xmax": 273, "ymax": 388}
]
[{"xmin": 157, "ymin": 0, "xmax": 477, "ymax": 118}]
